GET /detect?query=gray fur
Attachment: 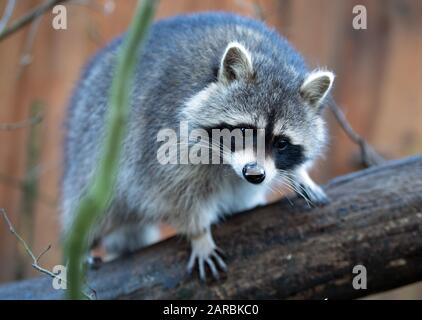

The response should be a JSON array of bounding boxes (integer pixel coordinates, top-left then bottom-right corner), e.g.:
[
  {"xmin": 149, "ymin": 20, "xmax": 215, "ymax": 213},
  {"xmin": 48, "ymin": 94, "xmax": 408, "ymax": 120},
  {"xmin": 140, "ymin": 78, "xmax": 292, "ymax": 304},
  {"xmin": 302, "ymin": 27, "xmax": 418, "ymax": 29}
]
[{"xmin": 62, "ymin": 12, "xmax": 333, "ymax": 277}]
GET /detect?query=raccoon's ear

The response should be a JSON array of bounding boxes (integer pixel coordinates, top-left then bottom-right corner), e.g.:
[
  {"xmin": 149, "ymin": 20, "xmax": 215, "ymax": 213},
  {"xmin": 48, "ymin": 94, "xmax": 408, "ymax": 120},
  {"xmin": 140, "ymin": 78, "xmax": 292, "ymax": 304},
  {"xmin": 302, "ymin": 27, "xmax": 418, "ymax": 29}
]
[
  {"xmin": 300, "ymin": 70, "xmax": 335, "ymax": 108},
  {"xmin": 218, "ymin": 42, "xmax": 253, "ymax": 84}
]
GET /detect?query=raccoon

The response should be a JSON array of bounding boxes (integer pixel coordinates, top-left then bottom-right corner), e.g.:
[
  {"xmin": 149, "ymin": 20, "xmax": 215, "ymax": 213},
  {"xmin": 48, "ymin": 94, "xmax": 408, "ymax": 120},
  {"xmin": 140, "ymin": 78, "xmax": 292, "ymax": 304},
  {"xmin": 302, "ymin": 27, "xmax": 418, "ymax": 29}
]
[{"xmin": 62, "ymin": 12, "xmax": 334, "ymax": 280}]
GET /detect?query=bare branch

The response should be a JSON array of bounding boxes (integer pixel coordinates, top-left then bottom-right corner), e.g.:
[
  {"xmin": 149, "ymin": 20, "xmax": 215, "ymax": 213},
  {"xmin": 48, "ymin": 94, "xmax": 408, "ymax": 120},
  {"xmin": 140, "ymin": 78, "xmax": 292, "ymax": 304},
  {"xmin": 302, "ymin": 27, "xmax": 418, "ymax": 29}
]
[
  {"xmin": 71, "ymin": 0, "xmax": 115, "ymax": 15},
  {"xmin": 0, "ymin": 173, "xmax": 57, "ymax": 207},
  {"xmin": 0, "ymin": 0, "xmax": 16, "ymax": 33},
  {"xmin": 0, "ymin": 0, "xmax": 68, "ymax": 42},
  {"xmin": 235, "ymin": 0, "xmax": 266, "ymax": 21},
  {"xmin": 0, "ymin": 208, "xmax": 95, "ymax": 300},
  {"xmin": 0, "ymin": 113, "xmax": 43, "ymax": 130},
  {"xmin": 36, "ymin": 244, "xmax": 52, "ymax": 262},
  {"xmin": 327, "ymin": 97, "xmax": 385, "ymax": 167},
  {"xmin": 17, "ymin": 15, "xmax": 43, "ymax": 77}
]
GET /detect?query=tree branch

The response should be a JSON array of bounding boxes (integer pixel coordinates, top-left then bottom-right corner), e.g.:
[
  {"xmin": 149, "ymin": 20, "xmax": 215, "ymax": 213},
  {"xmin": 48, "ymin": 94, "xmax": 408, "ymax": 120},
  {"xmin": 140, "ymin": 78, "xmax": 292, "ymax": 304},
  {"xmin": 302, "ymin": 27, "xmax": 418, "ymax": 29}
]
[
  {"xmin": 0, "ymin": 112, "xmax": 43, "ymax": 130},
  {"xmin": 327, "ymin": 97, "xmax": 385, "ymax": 167},
  {"xmin": 1, "ymin": 154, "xmax": 421, "ymax": 299},
  {"xmin": 0, "ymin": 0, "xmax": 67, "ymax": 42},
  {"xmin": 0, "ymin": 0, "xmax": 16, "ymax": 33},
  {"xmin": 0, "ymin": 208, "xmax": 95, "ymax": 299}
]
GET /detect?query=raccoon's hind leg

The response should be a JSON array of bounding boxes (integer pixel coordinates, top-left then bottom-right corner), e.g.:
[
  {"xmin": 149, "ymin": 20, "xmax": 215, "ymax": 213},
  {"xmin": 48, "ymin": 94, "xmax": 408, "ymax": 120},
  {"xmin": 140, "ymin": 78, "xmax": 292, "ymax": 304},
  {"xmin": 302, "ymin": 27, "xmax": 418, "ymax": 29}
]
[{"xmin": 101, "ymin": 223, "xmax": 161, "ymax": 262}]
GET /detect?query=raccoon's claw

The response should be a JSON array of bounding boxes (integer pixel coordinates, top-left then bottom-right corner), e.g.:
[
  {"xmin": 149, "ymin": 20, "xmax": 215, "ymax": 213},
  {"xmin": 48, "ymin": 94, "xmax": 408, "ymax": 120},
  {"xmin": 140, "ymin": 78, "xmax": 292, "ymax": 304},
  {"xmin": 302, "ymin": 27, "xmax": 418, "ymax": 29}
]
[
  {"xmin": 300, "ymin": 183, "xmax": 330, "ymax": 207},
  {"xmin": 187, "ymin": 249, "xmax": 227, "ymax": 281},
  {"xmin": 187, "ymin": 232, "xmax": 227, "ymax": 281}
]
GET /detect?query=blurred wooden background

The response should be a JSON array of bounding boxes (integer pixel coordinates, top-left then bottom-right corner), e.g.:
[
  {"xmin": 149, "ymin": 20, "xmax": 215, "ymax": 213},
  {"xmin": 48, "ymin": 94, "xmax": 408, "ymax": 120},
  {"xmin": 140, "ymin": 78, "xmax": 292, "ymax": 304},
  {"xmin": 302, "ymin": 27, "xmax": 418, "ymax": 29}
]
[{"xmin": 0, "ymin": 0, "xmax": 421, "ymax": 297}]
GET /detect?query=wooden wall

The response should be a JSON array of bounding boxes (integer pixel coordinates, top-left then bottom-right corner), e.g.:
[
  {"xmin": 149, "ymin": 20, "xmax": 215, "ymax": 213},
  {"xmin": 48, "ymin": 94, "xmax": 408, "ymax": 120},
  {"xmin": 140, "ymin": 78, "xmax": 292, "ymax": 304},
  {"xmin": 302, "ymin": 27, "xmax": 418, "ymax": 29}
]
[{"xmin": 0, "ymin": 0, "xmax": 421, "ymax": 286}]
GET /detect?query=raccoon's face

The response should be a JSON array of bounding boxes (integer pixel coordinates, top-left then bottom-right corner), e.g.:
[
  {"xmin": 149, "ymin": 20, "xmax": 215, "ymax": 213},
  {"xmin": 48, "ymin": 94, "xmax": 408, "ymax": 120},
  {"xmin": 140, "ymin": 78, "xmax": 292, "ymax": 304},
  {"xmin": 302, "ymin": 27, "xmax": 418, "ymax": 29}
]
[{"xmin": 183, "ymin": 42, "xmax": 334, "ymax": 185}]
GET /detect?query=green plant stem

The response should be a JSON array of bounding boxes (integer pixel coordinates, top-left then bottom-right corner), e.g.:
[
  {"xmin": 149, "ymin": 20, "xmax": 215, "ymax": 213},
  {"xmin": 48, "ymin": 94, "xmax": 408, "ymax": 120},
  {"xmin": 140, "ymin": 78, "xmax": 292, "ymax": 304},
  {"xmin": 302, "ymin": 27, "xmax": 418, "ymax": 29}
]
[{"xmin": 64, "ymin": 0, "xmax": 157, "ymax": 300}]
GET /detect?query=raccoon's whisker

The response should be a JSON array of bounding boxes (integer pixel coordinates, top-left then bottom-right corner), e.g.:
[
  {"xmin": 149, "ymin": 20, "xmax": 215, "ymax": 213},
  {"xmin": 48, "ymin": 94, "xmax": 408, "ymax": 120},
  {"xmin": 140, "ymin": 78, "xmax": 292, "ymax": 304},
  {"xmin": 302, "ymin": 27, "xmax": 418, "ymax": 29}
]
[
  {"xmin": 172, "ymin": 138, "xmax": 237, "ymax": 164},
  {"xmin": 172, "ymin": 141, "xmax": 231, "ymax": 161},
  {"xmin": 272, "ymin": 175, "xmax": 296, "ymax": 196},
  {"xmin": 209, "ymin": 138, "xmax": 233, "ymax": 157},
  {"xmin": 288, "ymin": 182, "xmax": 312, "ymax": 207},
  {"xmin": 274, "ymin": 173, "xmax": 313, "ymax": 207},
  {"xmin": 273, "ymin": 183, "xmax": 295, "ymax": 207},
  {"xmin": 266, "ymin": 178, "xmax": 295, "ymax": 207},
  {"xmin": 181, "ymin": 139, "xmax": 232, "ymax": 158},
  {"xmin": 282, "ymin": 172, "xmax": 313, "ymax": 198},
  {"xmin": 202, "ymin": 140, "xmax": 233, "ymax": 163},
  {"xmin": 204, "ymin": 143, "xmax": 232, "ymax": 162},
  {"xmin": 262, "ymin": 183, "xmax": 280, "ymax": 203},
  {"xmin": 267, "ymin": 182, "xmax": 284, "ymax": 198},
  {"xmin": 268, "ymin": 175, "xmax": 290, "ymax": 194},
  {"xmin": 276, "ymin": 173, "xmax": 306, "ymax": 198},
  {"xmin": 276, "ymin": 172, "xmax": 303, "ymax": 192}
]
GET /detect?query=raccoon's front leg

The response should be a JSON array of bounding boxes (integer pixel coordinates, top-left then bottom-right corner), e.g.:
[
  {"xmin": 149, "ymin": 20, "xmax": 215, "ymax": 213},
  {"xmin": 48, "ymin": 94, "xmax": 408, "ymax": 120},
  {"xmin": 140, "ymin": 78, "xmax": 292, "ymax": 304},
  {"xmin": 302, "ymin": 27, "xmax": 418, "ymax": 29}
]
[
  {"xmin": 186, "ymin": 228, "xmax": 227, "ymax": 281},
  {"xmin": 293, "ymin": 167, "xmax": 329, "ymax": 206}
]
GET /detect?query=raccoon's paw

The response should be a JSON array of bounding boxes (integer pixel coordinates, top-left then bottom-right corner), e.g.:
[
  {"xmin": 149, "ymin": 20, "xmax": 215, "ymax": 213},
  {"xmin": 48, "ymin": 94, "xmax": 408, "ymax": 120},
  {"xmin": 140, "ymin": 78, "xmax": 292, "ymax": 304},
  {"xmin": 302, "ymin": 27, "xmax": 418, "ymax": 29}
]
[
  {"xmin": 300, "ymin": 183, "xmax": 330, "ymax": 207},
  {"xmin": 187, "ymin": 231, "xmax": 227, "ymax": 281}
]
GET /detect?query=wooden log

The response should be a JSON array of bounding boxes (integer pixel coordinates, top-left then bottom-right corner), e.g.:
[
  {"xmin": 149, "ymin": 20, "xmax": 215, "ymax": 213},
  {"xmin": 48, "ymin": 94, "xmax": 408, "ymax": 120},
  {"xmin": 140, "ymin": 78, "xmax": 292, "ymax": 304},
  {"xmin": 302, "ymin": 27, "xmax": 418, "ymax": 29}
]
[{"xmin": 0, "ymin": 155, "xmax": 421, "ymax": 300}]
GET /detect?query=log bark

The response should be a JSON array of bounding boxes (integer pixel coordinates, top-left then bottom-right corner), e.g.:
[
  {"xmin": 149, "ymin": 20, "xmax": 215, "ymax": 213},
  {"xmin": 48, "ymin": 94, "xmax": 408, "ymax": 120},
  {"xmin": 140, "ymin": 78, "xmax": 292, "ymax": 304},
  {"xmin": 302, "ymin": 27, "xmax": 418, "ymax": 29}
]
[{"xmin": 0, "ymin": 155, "xmax": 422, "ymax": 300}]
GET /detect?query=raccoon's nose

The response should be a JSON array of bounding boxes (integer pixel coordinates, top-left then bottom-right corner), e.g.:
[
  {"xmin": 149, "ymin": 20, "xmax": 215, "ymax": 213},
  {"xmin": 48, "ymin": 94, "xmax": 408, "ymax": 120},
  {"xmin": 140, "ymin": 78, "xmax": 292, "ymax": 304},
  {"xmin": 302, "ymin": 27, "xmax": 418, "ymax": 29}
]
[{"xmin": 242, "ymin": 162, "xmax": 266, "ymax": 184}]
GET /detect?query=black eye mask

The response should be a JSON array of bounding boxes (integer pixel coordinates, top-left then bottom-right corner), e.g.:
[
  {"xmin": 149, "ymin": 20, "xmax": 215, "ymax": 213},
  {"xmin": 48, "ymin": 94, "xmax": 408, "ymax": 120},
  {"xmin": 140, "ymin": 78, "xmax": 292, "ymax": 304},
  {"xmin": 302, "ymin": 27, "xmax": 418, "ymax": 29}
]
[{"xmin": 272, "ymin": 136, "xmax": 305, "ymax": 170}]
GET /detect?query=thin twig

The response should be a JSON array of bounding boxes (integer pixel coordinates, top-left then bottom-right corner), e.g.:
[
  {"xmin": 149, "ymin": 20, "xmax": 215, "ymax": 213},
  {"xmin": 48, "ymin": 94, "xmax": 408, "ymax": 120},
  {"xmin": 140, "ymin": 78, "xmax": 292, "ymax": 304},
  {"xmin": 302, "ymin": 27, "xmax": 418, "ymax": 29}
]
[
  {"xmin": 327, "ymin": 97, "xmax": 385, "ymax": 167},
  {"xmin": 71, "ymin": 0, "xmax": 115, "ymax": 15},
  {"xmin": 0, "ymin": 208, "xmax": 95, "ymax": 300},
  {"xmin": 0, "ymin": 0, "xmax": 16, "ymax": 33},
  {"xmin": 251, "ymin": 0, "xmax": 266, "ymax": 21},
  {"xmin": 16, "ymin": 15, "xmax": 43, "ymax": 77},
  {"xmin": 0, "ymin": 0, "xmax": 68, "ymax": 42},
  {"xmin": 0, "ymin": 173, "xmax": 57, "ymax": 207},
  {"xmin": 0, "ymin": 113, "xmax": 43, "ymax": 130},
  {"xmin": 36, "ymin": 244, "xmax": 52, "ymax": 262},
  {"xmin": 235, "ymin": 0, "xmax": 266, "ymax": 21}
]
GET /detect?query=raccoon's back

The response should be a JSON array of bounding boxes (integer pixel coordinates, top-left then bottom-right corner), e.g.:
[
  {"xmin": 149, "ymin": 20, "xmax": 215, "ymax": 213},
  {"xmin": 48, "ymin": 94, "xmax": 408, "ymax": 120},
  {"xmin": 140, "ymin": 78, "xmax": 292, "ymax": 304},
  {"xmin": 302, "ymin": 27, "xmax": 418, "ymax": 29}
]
[{"xmin": 134, "ymin": 12, "xmax": 307, "ymax": 106}]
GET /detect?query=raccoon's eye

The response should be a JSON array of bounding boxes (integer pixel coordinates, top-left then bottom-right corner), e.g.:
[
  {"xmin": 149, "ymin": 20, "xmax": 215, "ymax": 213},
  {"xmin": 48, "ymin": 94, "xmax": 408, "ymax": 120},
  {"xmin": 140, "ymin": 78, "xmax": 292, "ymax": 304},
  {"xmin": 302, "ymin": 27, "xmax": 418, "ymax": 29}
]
[{"xmin": 275, "ymin": 139, "xmax": 289, "ymax": 151}]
